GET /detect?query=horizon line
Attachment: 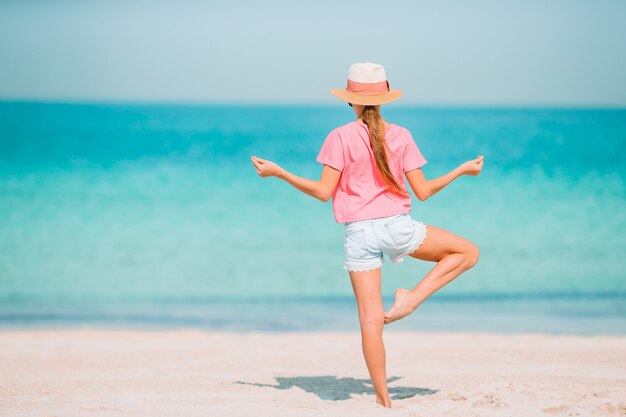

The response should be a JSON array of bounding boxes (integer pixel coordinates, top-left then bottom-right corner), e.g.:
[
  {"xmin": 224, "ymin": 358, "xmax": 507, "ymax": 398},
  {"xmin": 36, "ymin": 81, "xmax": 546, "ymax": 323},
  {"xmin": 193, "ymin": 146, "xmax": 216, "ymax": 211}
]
[{"xmin": 1, "ymin": 97, "xmax": 626, "ymax": 111}]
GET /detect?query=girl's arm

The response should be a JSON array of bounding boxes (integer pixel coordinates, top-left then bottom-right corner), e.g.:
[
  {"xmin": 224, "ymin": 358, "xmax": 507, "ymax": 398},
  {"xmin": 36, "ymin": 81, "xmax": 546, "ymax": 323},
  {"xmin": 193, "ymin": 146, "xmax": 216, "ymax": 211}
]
[
  {"xmin": 251, "ymin": 156, "xmax": 341, "ymax": 202},
  {"xmin": 406, "ymin": 155, "xmax": 484, "ymax": 201}
]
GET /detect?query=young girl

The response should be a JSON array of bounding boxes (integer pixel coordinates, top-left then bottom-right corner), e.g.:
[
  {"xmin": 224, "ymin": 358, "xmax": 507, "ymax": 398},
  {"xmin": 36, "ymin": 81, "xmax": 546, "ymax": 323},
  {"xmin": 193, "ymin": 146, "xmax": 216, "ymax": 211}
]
[{"xmin": 250, "ymin": 63, "xmax": 484, "ymax": 408}]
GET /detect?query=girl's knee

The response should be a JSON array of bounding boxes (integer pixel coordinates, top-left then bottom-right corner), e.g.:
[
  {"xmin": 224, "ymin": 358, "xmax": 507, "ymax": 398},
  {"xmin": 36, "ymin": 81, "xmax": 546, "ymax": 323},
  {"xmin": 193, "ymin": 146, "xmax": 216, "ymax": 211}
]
[
  {"xmin": 359, "ymin": 312, "xmax": 385, "ymax": 330},
  {"xmin": 466, "ymin": 243, "xmax": 480, "ymax": 268}
]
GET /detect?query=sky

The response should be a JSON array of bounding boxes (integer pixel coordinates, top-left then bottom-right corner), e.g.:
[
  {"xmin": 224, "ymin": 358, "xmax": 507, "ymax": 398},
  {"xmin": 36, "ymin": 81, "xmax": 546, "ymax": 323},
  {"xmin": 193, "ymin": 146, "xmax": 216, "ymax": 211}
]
[{"xmin": 1, "ymin": 0, "xmax": 625, "ymax": 106}]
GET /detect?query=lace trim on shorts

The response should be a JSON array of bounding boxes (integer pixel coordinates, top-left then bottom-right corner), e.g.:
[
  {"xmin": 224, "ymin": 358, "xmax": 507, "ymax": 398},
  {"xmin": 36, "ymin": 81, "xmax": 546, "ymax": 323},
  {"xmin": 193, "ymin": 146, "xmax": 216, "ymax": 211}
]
[{"xmin": 343, "ymin": 258, "xmax": 384, "ymax": 272}]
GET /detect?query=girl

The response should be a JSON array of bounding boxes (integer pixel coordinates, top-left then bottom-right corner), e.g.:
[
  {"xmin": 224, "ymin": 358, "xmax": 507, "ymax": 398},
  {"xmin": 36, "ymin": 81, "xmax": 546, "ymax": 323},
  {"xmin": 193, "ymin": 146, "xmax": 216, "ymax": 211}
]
[{"xmin": 250, "ymin": 63, "xmax": 483, "ymax": 408}]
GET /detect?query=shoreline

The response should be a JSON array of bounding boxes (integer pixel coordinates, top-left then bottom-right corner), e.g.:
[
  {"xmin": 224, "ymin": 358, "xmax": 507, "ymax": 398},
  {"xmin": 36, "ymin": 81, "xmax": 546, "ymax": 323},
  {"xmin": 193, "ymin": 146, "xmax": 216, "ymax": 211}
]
[
  {"xmin": 2, "ymin": 329, "xmax": 625, "ymax": 416},
  {"xmin": 2, "ymin": 294, "xmax": 625, "ymax": 335}
]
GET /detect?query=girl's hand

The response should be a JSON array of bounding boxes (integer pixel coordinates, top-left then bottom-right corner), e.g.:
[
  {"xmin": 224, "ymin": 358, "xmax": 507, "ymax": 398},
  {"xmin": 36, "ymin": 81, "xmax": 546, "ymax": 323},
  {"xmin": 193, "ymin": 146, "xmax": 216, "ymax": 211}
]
[
  {"xmin": 459, "ymin": 155, "xmax": 484, "ymax": 176},
  {"xmin": 251, "ymin": 156, "xmax": 284, "ymax": 178}
]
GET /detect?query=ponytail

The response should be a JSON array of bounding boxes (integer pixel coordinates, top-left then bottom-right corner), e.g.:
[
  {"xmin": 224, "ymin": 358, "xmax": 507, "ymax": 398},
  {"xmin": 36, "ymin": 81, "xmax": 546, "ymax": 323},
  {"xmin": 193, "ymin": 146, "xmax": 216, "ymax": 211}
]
[{"xmin": 360, "ymin": 106, "xmax": 409, "ymax": 197}]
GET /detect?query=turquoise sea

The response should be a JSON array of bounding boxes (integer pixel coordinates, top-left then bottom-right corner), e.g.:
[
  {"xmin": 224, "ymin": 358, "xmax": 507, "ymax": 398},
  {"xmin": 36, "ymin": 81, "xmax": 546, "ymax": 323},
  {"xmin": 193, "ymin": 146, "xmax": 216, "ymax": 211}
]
[{"xmin": 0, "ymin": 102, "xmax": 625, "ymax": 334}]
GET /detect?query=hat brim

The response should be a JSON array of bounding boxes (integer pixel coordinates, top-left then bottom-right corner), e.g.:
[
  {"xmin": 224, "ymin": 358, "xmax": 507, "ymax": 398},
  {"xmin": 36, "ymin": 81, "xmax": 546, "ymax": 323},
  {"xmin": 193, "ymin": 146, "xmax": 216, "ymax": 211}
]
[{"xmin": 329, "ymin": 89, "xmax": 403, "ymax": 106}]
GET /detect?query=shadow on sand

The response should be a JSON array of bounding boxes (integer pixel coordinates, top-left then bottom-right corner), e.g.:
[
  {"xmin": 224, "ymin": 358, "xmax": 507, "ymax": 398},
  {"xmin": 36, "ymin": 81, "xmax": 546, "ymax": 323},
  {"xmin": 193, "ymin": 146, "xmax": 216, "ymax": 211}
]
[{"xmin": 236, "ymin": 376, "xmax": 438, "ymax": 401}]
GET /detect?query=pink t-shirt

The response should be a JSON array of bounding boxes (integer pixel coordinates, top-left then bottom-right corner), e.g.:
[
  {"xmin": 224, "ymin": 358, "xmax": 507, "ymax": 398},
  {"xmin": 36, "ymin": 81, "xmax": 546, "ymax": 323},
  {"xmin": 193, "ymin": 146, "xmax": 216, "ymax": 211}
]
[{"xmin": 316, "ymin": 121, "xmax": 427, "ymax": 223}]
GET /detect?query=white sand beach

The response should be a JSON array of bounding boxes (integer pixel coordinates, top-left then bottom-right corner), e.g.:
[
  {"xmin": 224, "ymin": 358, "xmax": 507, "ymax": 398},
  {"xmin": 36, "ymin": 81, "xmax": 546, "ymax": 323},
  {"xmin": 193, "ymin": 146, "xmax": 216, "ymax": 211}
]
[{"xmin": 1, "ymin": 330, "xmax": 625, "ymax": 417}]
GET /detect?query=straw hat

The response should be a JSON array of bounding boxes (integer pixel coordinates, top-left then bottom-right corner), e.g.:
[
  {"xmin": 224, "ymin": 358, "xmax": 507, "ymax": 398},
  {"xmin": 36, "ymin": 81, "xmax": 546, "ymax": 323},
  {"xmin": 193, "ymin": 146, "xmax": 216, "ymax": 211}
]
[{"xmin": 330, "ymin": 63, "xmax": 403, "ymax": 106}]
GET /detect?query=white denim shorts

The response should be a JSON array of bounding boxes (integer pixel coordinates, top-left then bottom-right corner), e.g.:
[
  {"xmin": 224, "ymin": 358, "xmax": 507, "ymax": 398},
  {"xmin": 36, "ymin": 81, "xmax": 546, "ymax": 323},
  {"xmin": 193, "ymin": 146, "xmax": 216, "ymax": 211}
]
[{"xmin": 343, "ymin": 213, "xmax": 428, "ymax": 272}]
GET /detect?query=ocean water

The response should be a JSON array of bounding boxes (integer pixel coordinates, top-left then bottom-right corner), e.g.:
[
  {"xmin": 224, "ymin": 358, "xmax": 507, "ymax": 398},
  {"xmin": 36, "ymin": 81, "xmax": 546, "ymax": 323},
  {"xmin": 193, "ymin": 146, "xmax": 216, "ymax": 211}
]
[{"xmin": 0, "ymin": 102, "xmax": 625, "ymax": 334}]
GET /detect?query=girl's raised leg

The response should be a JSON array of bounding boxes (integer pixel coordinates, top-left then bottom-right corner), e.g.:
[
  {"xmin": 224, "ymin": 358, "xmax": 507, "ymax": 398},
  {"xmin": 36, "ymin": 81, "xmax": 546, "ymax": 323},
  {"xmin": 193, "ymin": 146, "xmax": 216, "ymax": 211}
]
[
  {"xmin": 349, "ymin": 267, "xmax": 391, "ymax": 408},
  {"xmin": 385, "ymin": 224, "xmax": 480, "ymax": 324}
]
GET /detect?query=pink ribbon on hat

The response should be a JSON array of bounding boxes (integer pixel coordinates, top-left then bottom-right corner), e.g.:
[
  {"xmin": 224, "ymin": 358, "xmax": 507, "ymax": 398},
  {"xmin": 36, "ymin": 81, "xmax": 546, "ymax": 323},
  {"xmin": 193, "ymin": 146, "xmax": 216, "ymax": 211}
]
[{"xmin": 347, "ymin": 79, "xmax": 390, "ymax": 95}]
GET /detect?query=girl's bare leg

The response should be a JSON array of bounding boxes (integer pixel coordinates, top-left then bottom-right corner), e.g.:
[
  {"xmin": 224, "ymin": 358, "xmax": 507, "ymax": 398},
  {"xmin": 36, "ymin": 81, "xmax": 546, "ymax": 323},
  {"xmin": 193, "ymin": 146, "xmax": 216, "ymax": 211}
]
[
  {"xmin": 349, "ymin": 267, "xmax": 391, "ymax": 408},
  {"xmin": 385, "ymin": 224, "xmax": 480, "ymax": 324}
]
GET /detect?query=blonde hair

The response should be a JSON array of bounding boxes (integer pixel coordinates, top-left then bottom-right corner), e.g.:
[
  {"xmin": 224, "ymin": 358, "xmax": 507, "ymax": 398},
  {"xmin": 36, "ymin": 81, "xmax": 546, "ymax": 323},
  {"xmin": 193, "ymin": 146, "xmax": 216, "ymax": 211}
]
[{"xmin": 360, "ymin": 105, "xmax": 409, "ymax": 197}]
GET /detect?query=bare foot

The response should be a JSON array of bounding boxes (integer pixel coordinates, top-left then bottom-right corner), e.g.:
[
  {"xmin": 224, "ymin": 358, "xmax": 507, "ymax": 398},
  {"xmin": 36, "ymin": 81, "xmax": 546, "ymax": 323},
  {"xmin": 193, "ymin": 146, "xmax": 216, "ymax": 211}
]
[
  {"xmin": 376, "ymin": 396, "xmax": 391, "ymax": 408},
  {"xmin": 384, "ymin": 288, "xmax": 419, "ymax": 324}
]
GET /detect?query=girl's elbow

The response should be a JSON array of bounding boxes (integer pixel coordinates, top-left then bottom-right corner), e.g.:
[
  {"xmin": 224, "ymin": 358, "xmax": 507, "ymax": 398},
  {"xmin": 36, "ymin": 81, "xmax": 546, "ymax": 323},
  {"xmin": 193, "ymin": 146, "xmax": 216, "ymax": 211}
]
[
  {"xmin": 317, "ymin": 183, "xmax": 336, "ymax": 202},
  {"xmin": 415, "ymin": 185, "xmax": 432, "ymax": 201},
  {"xmin": 413, "ymin": 189, "xmax": 429, "ymax": 201},
  {"xmin": 317, "ymin": 188, "xmax": 332, "ymax": 202},
  {"xmin": 408, "ymin": 181, "xmax": 430, "ymax": 201},
  {"xmin": 319, "ymin": 193, "xmax": 331, "ymax": 202}
]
